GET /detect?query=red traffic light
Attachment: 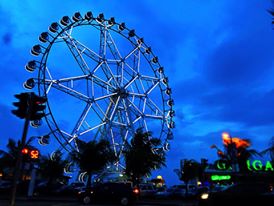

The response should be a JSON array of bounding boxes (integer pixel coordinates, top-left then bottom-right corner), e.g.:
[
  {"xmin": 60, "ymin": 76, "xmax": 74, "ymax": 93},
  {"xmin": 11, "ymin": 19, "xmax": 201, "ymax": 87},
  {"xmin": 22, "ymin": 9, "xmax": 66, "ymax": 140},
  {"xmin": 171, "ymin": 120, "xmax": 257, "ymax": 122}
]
[
  {"xmin": 21, "ymin": 148, "xmax": 29, "ymax": 154},
  {"xmin": 30, "ymin": 93, "xmax": 47, "ymax": 121}
]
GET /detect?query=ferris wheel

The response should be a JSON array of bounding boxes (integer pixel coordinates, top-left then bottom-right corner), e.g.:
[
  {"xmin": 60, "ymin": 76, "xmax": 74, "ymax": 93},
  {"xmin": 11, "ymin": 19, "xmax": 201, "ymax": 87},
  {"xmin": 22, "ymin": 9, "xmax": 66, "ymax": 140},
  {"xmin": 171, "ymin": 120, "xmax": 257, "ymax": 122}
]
[{"xmin": 24, "ymin": 11, "xmax": 175, "ymax": 166}]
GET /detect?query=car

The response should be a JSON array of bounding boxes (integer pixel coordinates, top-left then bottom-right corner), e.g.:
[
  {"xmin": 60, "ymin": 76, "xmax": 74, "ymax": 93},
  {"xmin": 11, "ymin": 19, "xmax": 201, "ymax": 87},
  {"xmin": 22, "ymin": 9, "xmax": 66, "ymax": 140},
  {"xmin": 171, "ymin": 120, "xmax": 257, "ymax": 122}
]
[
  {"xmin": 170, "ymin": 184, "xmax": 197, "ymax": 198},
  {"xmin": 0, "ymin": 180, "xmax": 12, "ymax": 194},
  {"xmin": 139, "ymin": 183, "xmax": 157, "ymax": 198},
  {"xmin": 70, "ymin": 182, "xmax": 85, "ymax": 190},
  {"xmin": 154, "ymin": 187, "xmax": 173, "ymax": 199},
  {"xmin": 77, "ymin": 182, "xmax": 139, "ymax": 205},
  {"xmin": 198, "ymin": 182, "xmax": 274, "ymax": 206}
]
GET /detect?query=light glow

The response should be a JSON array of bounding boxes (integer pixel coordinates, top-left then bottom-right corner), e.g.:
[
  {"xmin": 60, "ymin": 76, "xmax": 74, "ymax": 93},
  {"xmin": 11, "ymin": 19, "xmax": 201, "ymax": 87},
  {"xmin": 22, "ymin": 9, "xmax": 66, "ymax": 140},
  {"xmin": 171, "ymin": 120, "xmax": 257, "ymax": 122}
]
[
  {"xmin": 211, "ymin": 175, "xmax": 231, "ymax": 181},
  {"xmin": 201, "ymin": 193, "xmax": 209, "ymax": 200}
]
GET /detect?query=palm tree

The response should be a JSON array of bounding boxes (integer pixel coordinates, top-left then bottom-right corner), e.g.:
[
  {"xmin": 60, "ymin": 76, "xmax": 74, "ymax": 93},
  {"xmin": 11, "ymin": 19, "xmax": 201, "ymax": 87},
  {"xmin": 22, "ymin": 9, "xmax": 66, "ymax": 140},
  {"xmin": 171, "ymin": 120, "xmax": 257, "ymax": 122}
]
[
  {"xmin": 70, "ymin": 139, "xmax": 116, "ymax": 188},
  {"xmin": 178, "ymin": 159, "xmax": 200, "ymax": 196},
  {"xmin": 39, "ymin": 150, "xmax": 69, "ymax": 188},
  {"xmin": 123, "ymin": 128, "xmax": 166, "ymax": 187},
  {"xmin": 211, "ymin": 135, "xmax": 260, "ymax": 173}
]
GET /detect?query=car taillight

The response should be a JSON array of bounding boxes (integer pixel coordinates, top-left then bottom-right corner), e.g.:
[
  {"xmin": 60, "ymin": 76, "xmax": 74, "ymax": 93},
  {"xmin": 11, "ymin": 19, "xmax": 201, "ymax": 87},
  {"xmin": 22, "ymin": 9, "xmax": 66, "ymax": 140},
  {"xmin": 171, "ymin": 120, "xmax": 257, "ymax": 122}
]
[{"xmin": 133, "ymin": 188, "xmax": 140, "ymax": 194}]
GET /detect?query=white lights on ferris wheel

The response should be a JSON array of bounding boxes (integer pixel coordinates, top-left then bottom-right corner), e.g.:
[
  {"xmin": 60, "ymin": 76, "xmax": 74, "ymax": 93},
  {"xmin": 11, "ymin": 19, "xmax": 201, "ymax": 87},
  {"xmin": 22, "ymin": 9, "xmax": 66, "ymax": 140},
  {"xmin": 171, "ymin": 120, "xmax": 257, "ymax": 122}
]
[{"xmin": 23, "ymin": 11, "xmax": 175, "ymax": 167}]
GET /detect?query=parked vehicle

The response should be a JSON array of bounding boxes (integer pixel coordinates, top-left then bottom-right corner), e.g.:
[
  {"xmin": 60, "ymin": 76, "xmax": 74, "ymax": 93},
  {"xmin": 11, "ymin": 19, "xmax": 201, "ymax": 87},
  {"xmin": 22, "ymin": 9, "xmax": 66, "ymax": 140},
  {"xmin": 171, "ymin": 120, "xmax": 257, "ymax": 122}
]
[
  {"xmin": 70, "ymin": 182, "xmax": 85, "ymax": 190},
  {"xmin": 0, "ymin": 180, "xmax": 12, "ymax": 194},
  {"xmin": 170, "ymin": 184, "xmax": 197, "ymax": 198},
  {"xmin": 154, "ymin": 187, "xmax": 173, "ymax": 199},
  {"xmin": 198, "ymin": 182, "xmax": 274, "ymax": 206},
  {"xmin": 139, "ymin": 183, "xmax": 157, "ymax": 198},
  {"xmin": 77, "ymin": 182, "xmax": 139, "ymax": 205}
]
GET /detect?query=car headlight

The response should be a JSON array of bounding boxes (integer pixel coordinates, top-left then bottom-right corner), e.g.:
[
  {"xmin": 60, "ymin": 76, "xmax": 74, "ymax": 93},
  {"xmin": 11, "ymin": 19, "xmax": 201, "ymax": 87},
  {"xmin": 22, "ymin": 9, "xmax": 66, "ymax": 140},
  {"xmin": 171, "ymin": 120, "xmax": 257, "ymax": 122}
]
[{"xmin": 201, "ymin": 193, "xmax": 209, "ymax": 200}]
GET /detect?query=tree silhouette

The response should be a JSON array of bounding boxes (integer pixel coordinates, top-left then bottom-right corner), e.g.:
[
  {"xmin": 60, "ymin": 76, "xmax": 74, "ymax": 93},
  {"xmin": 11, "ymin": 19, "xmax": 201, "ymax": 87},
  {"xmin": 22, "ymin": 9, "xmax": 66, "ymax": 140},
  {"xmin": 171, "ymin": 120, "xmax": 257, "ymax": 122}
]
[
  {"xmin": 70, "ymin": 139, "xmax": 116, "ymax": 188},
  {"xmin": 179, "ymin": 159, "xmax": 200, "ymax": 196},
  {"xmin": 39, "ymin": 150, "xmax": 69, "ymax": 188},
  {"xmin": 123, "ymin": 128, "xmax": 166, "ymax": 187},
  {"xmin": 0, "ymin": 137, "xmax": 35, "ymax": 178}
]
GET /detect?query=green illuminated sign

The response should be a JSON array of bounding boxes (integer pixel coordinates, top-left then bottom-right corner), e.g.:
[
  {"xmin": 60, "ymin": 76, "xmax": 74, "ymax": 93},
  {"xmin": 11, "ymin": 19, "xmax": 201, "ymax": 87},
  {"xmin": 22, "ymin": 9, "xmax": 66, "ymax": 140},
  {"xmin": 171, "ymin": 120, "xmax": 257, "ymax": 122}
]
[
  {"xmin": 211, "ymin": 175, "xmax": 231, "ymax": 181},
  {"xmin": 216, "ymin": 160, "xmax": 232, "ymax": 170},
  {"xmin": 246, "ymin": 160, "xmax": 274, "ymax": 172}
]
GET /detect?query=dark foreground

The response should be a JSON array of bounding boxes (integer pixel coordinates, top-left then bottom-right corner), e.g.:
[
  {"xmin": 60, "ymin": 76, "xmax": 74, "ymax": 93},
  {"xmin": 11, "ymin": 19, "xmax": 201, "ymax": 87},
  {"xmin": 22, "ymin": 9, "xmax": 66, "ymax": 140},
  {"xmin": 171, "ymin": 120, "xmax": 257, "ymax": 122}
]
[{"xmin": 0, "ymin": 196, "xmax": 197, "ymax": 206}]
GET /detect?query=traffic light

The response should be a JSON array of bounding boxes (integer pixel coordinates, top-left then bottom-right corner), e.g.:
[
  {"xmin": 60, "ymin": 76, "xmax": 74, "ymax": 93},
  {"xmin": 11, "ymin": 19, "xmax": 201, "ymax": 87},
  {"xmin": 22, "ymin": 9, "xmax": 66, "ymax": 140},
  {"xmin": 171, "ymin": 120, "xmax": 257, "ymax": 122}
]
[
  {"xmin": 21, "ymin": 148, "xmax": 29, "ymax": 155},
  {"xmin": 12, "ymin": 93, "xmax": 30, "ymax": 119},
  {"xmin": 21, "ymin": 147, "xmax": 40, "ymax": 160},
  {"xmin": 29, "ymin": 93, "xmax": 47, "ymax": 121},
  {"xmin": 12, "ymin": 92, "xmax": 47, "ymax": 121}
]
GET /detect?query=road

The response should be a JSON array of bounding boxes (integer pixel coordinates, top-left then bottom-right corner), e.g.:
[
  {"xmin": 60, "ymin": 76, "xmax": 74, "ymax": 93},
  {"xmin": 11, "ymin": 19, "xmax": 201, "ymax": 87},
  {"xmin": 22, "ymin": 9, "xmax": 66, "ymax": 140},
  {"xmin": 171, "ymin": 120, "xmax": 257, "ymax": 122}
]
[{"xmin": 0, "ymin": 198, "xmax": 197, "ymax": 206}]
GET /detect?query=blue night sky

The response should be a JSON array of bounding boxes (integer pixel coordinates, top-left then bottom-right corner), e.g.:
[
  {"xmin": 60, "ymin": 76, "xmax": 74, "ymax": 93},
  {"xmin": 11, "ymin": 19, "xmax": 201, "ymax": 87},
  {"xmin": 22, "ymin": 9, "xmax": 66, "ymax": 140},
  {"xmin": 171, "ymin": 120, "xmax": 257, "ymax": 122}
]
[{"xmin": 0, "ymin": 0, "xmax": 274, "ymax": 185}]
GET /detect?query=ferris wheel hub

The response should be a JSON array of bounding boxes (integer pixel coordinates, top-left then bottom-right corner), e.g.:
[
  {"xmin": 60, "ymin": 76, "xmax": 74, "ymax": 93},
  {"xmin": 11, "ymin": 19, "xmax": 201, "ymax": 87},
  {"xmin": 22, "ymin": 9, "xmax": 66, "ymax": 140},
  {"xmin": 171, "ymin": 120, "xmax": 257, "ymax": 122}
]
[{"xmin": 115, "ymin": 87, "xmax": 128, "ymax": 98}]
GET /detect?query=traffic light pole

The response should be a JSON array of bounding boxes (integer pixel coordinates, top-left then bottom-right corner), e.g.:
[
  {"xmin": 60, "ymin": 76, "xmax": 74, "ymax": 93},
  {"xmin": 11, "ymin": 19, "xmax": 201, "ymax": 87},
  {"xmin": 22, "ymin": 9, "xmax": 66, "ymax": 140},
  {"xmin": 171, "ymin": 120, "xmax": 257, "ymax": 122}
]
[{"xmin": 10, "ymin": 101, "xmax": 31, "ymax": 206}]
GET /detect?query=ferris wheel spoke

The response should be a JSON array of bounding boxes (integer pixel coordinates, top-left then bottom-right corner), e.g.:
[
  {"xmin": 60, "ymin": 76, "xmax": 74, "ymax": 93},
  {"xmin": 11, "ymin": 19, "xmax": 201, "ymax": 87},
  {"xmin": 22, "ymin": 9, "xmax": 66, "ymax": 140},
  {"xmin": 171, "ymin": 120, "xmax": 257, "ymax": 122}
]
[
  {"xmin": 110, "ymin": 128, "xmax": 118, "ymax": 157},
  {"xmin": 145, "ymin": 80, "xmax": 160, "ymax": 95},
  {"xmin": 124, "ymin": 44, "xmax": 141, "ymax": 61},
  {"xmin": 94, "ymin": 92, "xmax": 118, "ymax": 102},
  {"xmin": 127, "ymin": 98, "xmax": 144, "ymax": 116},
  {"xmin": 143, "ymin": 118, "xmax": 149, "ymax": 132},
  {"xmin": 62, "ymin": 32, "xmax": 101, "ymax": 62},
  {"xmin": 145, "ymin": 96, "xmax": 164, "ymax": 115},
  {"xmin": 117, "ymin": 129, "xmax": 129, "ymax": 159},
  {"xmin": 63, "ymin": 38, "xmax": 98, "ymax": 76},
  {"xmin": 71, "ymin": 103, "xmax": 93, "ymax": 136},
  {"xmin": 79, "ymin": 121, "xmax": 107, "ymax": 136},
  {"xmin": 124, "ymin": 62, "xmax": 138, "ymax": 76},
  {"xmin": 127, "ymin": 92, "xmax": 146, "ymax": 97},
  {"xmin": 99, "ymin": 25, "xmax": 107, "ymax": 58},
  {"xmin": 139, "ymin": 79, "xmax": 146, "ymax": 93},
  {"xmin": 93, "ymin": 101, "xmax": 110, "ymax": 121},
  {"xmin": 103, "ymin": 62, "xmax": 119, "ymax": 87},
  {"xmin": 144, "ymin": 114, "xmax": 164, "ymax": 120},
  {"xmin": 92, "ymin": 74, "xmax": 116, "ymax": 90},
  {"xmin": 124, "ymin": 75, "xmax": 138, "ymax": 89},
  {"xmin": 109, "ymin": 96, "xmax": 121, "ymax": 121},
  {"xmin": 43, "ymin": 79, "xmax": 90, "ymax": 102},
  {"xmin": 57, "ymin": 74, "xmax": 90, "ymax": 83},
  {"xmin": 105, "ymin": 30, "xmax": 122, "ymax": 60},
  {"xmin": 121, "ymin": 99, "xmax": 136, "ymax": 134}
]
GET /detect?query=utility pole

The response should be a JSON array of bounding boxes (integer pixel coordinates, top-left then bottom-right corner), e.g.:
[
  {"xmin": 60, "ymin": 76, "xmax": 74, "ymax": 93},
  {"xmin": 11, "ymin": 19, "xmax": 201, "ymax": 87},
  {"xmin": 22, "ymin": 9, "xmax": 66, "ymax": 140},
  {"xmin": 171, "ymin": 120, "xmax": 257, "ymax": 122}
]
[
  {"xmin": 10, "ymin": 92, "xmax": 47, "ymax": 206},
  {"xmin": 10, "ymin": 93, "xmax": 31, "ymax": 206}
]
